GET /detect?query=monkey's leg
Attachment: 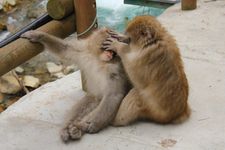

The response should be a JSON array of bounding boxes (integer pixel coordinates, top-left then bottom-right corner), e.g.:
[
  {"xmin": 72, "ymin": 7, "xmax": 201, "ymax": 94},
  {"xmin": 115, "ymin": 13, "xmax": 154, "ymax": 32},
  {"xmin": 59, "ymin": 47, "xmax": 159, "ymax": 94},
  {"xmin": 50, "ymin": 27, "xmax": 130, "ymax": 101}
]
[
  {"xmin": 60, "ymin": 94, "xmax": 100, "ymax": 143},
  {"xmin": 112, "ymin": 88, "xmax": 142, "ymax": 126},
  {"xmin": 78, "ymin": 92, "xmax": 125, "ymax": 133}
]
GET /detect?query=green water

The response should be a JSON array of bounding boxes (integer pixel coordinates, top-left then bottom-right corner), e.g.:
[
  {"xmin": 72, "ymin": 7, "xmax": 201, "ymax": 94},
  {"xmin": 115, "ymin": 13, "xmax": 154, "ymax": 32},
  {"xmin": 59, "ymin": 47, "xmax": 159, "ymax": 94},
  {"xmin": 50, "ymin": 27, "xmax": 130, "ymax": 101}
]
[{"xmin": 97, "ymin": 2, "xmax": 165, "ymax": 32}]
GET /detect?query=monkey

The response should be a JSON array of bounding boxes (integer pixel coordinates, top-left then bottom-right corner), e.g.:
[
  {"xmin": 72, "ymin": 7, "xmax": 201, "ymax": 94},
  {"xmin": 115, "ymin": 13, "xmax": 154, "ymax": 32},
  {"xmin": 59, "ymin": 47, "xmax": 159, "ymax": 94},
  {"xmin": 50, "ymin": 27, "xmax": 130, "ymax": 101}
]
[
  {"xmin": 21, "ymin": 28, "xmax": 131, "ymax": 142},
  {"xmin": 102, "ymin": 15, "xmax": 190, "ymax": 126}
]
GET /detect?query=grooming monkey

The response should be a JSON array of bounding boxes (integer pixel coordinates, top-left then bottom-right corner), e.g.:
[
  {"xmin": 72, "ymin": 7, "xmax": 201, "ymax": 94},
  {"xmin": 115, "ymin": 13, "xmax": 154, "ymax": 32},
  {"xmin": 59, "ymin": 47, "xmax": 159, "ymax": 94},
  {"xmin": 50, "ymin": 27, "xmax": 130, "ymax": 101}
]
[
  {"xmin": 21, "ymin": 28, "xmax": 131, "ymax": 142},
  {"xmin": 103, "ymin": 15, "xmax": 190, "ymax": 126}
]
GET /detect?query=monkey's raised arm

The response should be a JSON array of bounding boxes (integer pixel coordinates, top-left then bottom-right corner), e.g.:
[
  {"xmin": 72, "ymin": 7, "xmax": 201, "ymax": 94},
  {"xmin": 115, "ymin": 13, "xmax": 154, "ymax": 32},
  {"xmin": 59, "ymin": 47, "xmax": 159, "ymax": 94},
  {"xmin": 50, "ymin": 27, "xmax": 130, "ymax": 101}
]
[{"xmin": 21, "ymin": 31, "xmax": 84, "ymax": 64}]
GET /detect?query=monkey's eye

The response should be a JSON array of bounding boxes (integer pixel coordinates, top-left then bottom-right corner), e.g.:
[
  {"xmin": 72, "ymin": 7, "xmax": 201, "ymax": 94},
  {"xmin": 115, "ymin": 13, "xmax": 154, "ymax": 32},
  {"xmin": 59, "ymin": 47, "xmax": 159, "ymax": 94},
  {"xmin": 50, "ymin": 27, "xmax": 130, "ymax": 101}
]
[
  {"xmin": 140, "ymin": 31, "xmax": 146, "ymax": 36},
  {"xmin": 121, "ymin": 37, "xmax": 131, "ymax": 44}
]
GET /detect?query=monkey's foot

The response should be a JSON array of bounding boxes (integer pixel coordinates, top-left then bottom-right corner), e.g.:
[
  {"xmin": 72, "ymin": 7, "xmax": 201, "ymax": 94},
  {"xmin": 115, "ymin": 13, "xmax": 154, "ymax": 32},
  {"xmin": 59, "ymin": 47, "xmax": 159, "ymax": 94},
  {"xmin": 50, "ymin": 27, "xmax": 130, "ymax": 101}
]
[
  {"xmin": 78, "ymin": 120, "xmax": 100, "ymax": 134},
  {"xmin": 20, "ymin": 30, "xmax": 43, "ymax": 42},
  {"xmin": 60, "ymin": 123, "xmax": 82, "ymax": 143}
]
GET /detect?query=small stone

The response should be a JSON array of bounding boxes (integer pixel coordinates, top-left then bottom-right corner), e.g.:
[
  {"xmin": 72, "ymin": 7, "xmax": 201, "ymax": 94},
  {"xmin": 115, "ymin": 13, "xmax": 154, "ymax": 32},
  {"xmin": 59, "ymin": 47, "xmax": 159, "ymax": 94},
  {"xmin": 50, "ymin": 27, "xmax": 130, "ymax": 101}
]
[
  {"xmin": 0, "ymin": 73, "xmax": 21, "ymax": 94},
  {"xmin": 0, "ymin": 93, "xmax": 3, "ymax": 103},
  {"xmin": 0, "ymin": 105, "xmax": 4, "ymax": 113},
  {"xmin": 23, "ymin": 75, "xmax": 40, "ymax": 88},
  {"xmin": 0, "ymin": 22, "xmax": 7, "ymax": 31},
  {"xmin": 15, "ymin": 66, "xmax": 24, "ymax": 74},
  {"xmin": 46, "ymin": 62, "xmax": 63, "ymax": 74},
  {"xmin": 5, "ymin": 0, "xmax": 16, "ymax": 6},
  {"xmin": 5, "ymin": 97, "xmax": 19, "ymax": 108},
  {"xmin": 0, "ymin": 4, "xmax": 3, "ymax": 10},
  {"xmin": 63, "ymin": 65, "xmax": 78, "ymax": 74},
  {"xmin": 53, "ymin": 72, "xmax": 65, "ymax": 78}
]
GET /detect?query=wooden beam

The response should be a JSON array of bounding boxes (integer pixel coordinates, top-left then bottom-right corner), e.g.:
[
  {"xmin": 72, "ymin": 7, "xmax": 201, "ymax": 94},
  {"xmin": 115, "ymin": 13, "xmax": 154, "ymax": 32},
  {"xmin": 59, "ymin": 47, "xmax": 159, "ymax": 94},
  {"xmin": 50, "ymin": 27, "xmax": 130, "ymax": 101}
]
[
  {"xmin": 74, "ymin": 0, "xmax": 97, "ymax": 90},
  {"xmin": 181, "ymin": 0, "xmax": 197, "ymax": 10},
  {"xmin": 124, "ymin": 0, "xmax": 172, "ymax": 9},
  {"xmin": 47, "ymin": 0, "xmax": 74, "ymax": 20},
  {"xmin": 0, "ymin": 15, "xmax": 76, "ymax": 76}
]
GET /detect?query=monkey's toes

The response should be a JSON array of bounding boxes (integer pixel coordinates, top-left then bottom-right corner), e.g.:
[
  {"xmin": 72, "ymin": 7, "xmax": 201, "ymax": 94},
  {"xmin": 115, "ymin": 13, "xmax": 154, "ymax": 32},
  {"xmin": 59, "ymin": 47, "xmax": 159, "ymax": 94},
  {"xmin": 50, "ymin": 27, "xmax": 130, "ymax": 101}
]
[
  {"xmin": 60, "ymin": 128, "xmax": 70, "ymax": 143},
  {"xmin": 68, "ymin": 125, "xmax": 82, "ymax": 140},
  {"xmin": 107, "ymin": 30, "xmax": 119, "ymax": 37},
  {"xmin": 79, "ymin": 121, "xmax": 100, "ymax": 133}
]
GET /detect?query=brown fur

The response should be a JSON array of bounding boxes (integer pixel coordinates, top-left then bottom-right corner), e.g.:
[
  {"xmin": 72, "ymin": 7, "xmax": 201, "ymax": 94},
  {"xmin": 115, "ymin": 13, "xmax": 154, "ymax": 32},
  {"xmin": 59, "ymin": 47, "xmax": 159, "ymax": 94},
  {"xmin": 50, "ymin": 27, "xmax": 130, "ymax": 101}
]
[
  {"xmin": 21, "ymin": 28, "xmax": 131, "ymax": 142},
  {"xmin": 103, "ymin": 15, "xmax": 190, "ymax": 125}
]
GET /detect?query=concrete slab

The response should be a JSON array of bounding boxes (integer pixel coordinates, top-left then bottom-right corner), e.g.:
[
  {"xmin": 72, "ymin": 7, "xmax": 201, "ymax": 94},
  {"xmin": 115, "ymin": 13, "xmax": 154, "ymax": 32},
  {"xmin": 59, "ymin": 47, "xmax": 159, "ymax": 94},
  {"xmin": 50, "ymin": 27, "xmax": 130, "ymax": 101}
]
[{"xmin": 1, "ymin": 0, "xmax": 225, "ymax": 149}]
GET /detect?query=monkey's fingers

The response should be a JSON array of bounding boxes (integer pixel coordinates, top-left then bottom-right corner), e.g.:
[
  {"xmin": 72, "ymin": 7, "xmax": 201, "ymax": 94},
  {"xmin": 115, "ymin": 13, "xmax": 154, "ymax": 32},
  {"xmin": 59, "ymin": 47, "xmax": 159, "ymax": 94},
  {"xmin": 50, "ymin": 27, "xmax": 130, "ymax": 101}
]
[
  {"xmin": 105, "ymin": 37, "xmax": 115, "ymax": 42},
  {"xmin": 110, "ymin": 35, "xmax": 121, "ymax": 39},
  {"xmin": 102, "ymin": 40, "xmax": 112, "ymax": 45},
  {"xmin": 107, "ymin": 30, "xmax": 125, "ymax": 40},
  {"xmin": 20, "ymin": 30, "xmax": 42, "ymax": 43},
  {"xmin": 101, "ymin": 42, "xmax": 114, "ymax": 51},
  {"xmin": 60, "ymin": 128, "xmax": 70, "ymax": 143},
  {"xmin": 107, "ymin": 30, "xmax": 118, "ymax": 36},
  {"xmin": 101, "ymin": 45, "xmax": 108, "ymax": 50},
  {"xmin": 105, "ymin": 47, "xmax": 117, "ymax": 52},
  {"xmin": 101, "ymin": 46, "xmax": 113, "ymax": 51}
]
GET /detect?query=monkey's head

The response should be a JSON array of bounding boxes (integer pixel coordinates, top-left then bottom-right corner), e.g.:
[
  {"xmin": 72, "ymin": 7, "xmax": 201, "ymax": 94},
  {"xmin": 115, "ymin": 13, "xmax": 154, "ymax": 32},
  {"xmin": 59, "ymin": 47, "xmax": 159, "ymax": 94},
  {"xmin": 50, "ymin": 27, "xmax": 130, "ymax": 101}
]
[
  {"xmin": 125, "ymin": 15, "xmax": 164, "ymax": 50},
  {"xmin": 88, "ymin": 27, "xmax": 117, "ymax": 62}
]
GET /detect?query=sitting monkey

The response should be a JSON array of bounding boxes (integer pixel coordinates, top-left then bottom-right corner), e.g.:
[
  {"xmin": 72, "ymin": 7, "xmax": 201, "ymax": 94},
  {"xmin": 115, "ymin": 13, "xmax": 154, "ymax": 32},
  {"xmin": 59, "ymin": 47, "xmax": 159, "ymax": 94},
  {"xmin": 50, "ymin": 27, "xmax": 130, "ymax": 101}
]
[
  {"xmin": 103, "ymin": 15, "xmax": 190, "ymax": 126},
  {"xmin": 21, "ymin": 28, "xmax": 131, "ymax": 142}
]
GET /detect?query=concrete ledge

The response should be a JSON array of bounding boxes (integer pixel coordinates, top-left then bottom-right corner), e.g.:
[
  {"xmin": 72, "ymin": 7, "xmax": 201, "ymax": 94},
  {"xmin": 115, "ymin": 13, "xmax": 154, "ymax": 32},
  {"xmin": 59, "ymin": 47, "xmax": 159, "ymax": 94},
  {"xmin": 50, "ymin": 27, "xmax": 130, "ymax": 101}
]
[{"xmin": 1, "ymin": 0, "xmax": 225, "ymax": 149}]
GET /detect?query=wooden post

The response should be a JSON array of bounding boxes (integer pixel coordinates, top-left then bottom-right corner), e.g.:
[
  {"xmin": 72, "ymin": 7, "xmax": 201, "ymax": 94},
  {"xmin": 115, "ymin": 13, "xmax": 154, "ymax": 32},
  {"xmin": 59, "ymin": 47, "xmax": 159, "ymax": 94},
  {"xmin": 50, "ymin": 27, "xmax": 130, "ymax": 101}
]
[
  {"xmin": 74, "ymin": 0, "xmax": 98, "ymax": 90},
  {"xmin": 47, "ymin": 0, "xmax": 74, "ymax": 20},
  {"xmin": 74, "ymin": 0, "xmax": 97, "ymax": 38},
  {"xmin": 181, "ymin": 0, "xmax": 197, "ymax": 10},
  {"xmin": 0, "ymin": 15, "xmax": 76, "ymax": 76}
]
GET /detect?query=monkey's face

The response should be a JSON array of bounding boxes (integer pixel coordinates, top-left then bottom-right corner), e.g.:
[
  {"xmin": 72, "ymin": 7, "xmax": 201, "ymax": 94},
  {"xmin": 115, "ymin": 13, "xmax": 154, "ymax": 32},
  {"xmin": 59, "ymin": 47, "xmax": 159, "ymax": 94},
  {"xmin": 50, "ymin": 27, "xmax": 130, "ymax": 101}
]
[{"xmin": 126, "ymin": 15, "xmax": 162, "ymax": 50}]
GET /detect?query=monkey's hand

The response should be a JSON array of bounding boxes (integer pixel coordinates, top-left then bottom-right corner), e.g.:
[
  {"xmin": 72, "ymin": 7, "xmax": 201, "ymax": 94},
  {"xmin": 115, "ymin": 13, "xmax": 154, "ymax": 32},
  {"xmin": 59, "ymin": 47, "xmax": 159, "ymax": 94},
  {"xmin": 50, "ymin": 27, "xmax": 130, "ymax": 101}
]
[
  {"xmin": 102, "ymin": 37, "xmax": 128, "ymax": 55},
  {"xmin": 107, "ymin": 30, "xmax": 131, "ymax": 44},
  {"xmin": 102, "ymin": 37, "xmax": 118, "ymax": 52},
  {"xmin": 21, "ymin": 30, "xmax": 44, "ymax": 42}
]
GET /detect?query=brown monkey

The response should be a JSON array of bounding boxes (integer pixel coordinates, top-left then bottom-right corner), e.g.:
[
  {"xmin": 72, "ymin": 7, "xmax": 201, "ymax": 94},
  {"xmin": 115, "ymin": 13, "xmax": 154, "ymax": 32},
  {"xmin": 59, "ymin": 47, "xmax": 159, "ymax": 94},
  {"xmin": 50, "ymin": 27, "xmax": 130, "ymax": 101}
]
[
  {"xmin": 21, "ymin": 28, "xmax": 131, "ymax": 142},
  {"xmin": 102, "ymin": 15, "xmax": 190, "ymax": 126}
]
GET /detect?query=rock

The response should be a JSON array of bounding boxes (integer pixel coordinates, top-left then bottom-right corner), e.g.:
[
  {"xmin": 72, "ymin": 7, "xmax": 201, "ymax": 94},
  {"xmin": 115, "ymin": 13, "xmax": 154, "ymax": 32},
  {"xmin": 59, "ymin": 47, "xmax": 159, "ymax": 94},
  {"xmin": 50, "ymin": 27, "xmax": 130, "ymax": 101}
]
[
  {"xmin": 5, "ymin": 97, "xmax": 19, "ymax": 108},
  {"xmin": 26, "ymin": 9, "xmax": 39, "ymax": 19},
  {"xmin": 15, "ymin": 66, "xmax": 24, "ymax": 74},
  {"xmin": 26, "ymin": 2, "xmax": 46, "ymax": 19},
  {"xmin": 0, "ymin": 93, "xmax": 3, "ymax": 103},
  {"xmin": 63, "ymin": 65, "xmax": 78, "ymax": 75},
  {"xmin": 6, "ymin": 0, "xmax": 16, "ymax": 6},
  {"xmin": 53, "ymin": 72, "xmax": 65, "ymax": 78},
  {"xmin": 0, "ymin": 73, "xmax": 21, "ymax": 94},
  {"xmin": 46, "ymin": 62, "xmax": 63, "ymax": 74},
  {"xmin": 23, "ymin": 76, "xmax": 40, "ymax": 88},
  {"xmin": 0, "ymin": 4, "xmax": 3, "ymax": 10},
  {"xmin": 0, "ymin": 105, "xmax": 4, "ymax": 113},
  {"xmin": 3, "ymin": 0, "xmax": 16, "ymax": 6},
  {"xmin": 0, "ymin": 0, "xmax": 16, "ymax": 12},
  {"xmin": 0, "ymin": 22, "xmax": 7, "ymax": 31}
]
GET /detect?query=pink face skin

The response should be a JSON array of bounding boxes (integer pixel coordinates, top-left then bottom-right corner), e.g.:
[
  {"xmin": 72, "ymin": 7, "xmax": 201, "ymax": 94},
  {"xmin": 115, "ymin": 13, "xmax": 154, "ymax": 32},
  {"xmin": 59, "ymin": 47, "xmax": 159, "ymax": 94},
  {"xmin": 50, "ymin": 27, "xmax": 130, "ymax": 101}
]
[{"xmin": 100, "ymin": 50, "xmax": 114, "ymax": 62}]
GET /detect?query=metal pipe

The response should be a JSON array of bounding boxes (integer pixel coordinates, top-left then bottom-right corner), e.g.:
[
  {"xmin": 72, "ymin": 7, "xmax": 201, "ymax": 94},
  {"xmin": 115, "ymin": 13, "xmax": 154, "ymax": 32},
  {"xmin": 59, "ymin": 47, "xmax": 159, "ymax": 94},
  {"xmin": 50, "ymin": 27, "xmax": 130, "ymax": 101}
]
[{"xmin": 0, "ymin": 13, "xmax": 52, "ymax": 48}]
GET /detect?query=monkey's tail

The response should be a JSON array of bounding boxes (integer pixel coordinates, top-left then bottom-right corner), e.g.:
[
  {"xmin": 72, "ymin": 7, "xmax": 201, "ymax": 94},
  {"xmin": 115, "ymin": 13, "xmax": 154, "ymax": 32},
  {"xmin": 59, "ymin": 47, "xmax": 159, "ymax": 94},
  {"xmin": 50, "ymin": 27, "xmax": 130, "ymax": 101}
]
[{"xmin": 172, "ymin": 104, "xmax": 191, "ymax": 124}]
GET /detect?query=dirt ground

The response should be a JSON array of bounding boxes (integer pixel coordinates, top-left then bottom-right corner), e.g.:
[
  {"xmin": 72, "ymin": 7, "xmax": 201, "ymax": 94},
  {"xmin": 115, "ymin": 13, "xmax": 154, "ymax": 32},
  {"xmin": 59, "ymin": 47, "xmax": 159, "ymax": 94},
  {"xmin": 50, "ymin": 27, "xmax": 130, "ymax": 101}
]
[{"xmin": 0, "ymin": 0, "xmax": 76, "ymax": 112}]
